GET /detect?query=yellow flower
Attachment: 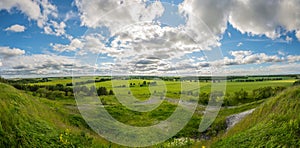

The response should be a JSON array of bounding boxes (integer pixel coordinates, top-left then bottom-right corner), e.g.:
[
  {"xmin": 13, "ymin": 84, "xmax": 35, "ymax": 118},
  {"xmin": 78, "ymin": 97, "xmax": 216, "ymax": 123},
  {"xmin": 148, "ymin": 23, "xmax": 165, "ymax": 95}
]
[{"xmin": 59, "ymin": 134, "xmax": 63, "ymax": 142}]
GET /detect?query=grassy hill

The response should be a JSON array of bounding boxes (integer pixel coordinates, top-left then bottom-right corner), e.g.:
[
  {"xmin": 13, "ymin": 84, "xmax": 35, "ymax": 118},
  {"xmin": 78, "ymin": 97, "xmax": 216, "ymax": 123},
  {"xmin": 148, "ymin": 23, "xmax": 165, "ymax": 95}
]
[
  {"xmin": 0, "ymin": 83, "xmax": 110, "ymax": 147},
  {"xmin": 211, "ymin": 86, "xmax": 300, "ymax": 147},
  {"xmin": 2, "ymin": 80, "xmax": 299, "ymax": 147}
]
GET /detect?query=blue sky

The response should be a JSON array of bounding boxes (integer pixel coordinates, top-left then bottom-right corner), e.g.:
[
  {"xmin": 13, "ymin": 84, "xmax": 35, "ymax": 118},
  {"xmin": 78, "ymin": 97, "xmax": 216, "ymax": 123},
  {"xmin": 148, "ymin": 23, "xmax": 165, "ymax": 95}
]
[{"xmin": 0, "ymin": 0, "xmax": 300, "ymax": 78}]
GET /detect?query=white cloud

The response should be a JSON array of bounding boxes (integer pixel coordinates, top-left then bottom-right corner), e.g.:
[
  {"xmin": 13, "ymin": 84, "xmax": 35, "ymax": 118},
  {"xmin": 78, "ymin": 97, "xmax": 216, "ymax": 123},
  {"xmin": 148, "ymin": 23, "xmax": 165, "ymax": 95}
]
[
  {"xmin": 70, "ymin": 0, "xmax": 300, "ymax": 76},
  {"xmin": 220, "ymin": 50, "xmax": 286, "ymax": 66},
  {"xmin": 296, "ymin": 30, "xmax": 300, "ymax": 41},
  {"xmin": 278, "ymin": 51, "xmax": 285, "ymax": 56},
  {"xmin": 178, "ymin": 0, "xmax": 231, "ymax": 47},
  {"xmin": 109, "ymin": 23, "xmax": 212, "ymax": 57},
  {"xmin": 230, "ymin": 50, "xmax": 252, "ymax": 58},
  {"xmin": 0, "ymin": 46, "xmax": 25, "ymax": 58},
  {"xmin": 0, "ymin": 0, "xmax": 57, "ymax": 27},
  {"xmin": 179, "ymin": 0, "xmax": 300, "ymax": 40},
  {"xmin": 74, "ymin": 0, "xmax": 164, "ymax": 34},
  {"xmin": 237, "ymin": 42, "xmax": 243, "ymax": 47},
  {"xmin": 0, "ymin": 46, "xmax": 25, "ymax": 68},
  {"xmin": 222, "ymin": 63, "xmax": 300, "ymax": 76},
  {"xmin": 74, "ymin": 22, "xmax": 220, "ymax": 74},
  {"xmin": 285, "ymin": 36, "xmax": 293, "ymax": 43},
  {"xmin": 51, "ymin": 38, "xmax": 83, "ymax": 52},
  {"xmin": 0, "ymin": 0, "xmax": 41, "ymax": 20},
  {"xmin": 0, "ymin": 54, "xmax": 96, "ymax": 77},
  {"xmin": 0, "ymin": 0, "xmax": 69, "ymax": 37},
  {"xmin": 43, "ymin": 21, "xmax": 66, "ymax": 36},
  {"xmin": 229, "ymin": 0, "xmax": 300, "ymax": 39},
  {"xmin": 287, "ymin": 55, "xmax": 300, "ymax": 63},
  {"xmin": 5, "ymin": 24, "xmax": 26, "ymax": 32},
  {"xmin": 64, "ymin": 11, "xmax": 78, "ymax": 22}
]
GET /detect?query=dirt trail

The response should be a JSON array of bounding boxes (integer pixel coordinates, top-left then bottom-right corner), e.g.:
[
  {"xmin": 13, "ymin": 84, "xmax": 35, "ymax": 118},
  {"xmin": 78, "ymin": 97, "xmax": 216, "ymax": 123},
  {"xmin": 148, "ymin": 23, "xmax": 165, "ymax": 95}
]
[{"xmin": 226, "ymin": 109, "xmax": 255, "ymax": 130}]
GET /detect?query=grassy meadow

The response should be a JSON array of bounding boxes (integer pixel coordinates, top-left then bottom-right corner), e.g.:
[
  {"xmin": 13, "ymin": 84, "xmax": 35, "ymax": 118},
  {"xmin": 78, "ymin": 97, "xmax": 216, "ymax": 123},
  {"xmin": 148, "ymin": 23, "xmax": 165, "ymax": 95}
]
[
  {"xmin": 1, "ymin": 75, "xmax": 299, "ymax": 147},
  {"xmin": 32, "ymin": 76, "xmax": 296, "ymax": 100}
]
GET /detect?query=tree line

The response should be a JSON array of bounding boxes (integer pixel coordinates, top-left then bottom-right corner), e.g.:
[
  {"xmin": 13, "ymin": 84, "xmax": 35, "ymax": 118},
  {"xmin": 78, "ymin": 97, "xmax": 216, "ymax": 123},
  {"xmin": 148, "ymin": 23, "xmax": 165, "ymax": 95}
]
[
  {"xmin": 9, "ymin": 82, "xmax": 114, "ymax": 100},
  {"xmin": 198, "ymin": 86, "xmax": 286, "ymax": 106}
]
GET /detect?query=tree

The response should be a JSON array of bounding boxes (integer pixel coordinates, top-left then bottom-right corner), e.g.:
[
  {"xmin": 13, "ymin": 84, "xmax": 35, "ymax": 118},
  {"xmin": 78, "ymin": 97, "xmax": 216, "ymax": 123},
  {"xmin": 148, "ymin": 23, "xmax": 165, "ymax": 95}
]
[
  {"xmin": 66, "ymin": 83, "xmax": 73, "ymax": 86},
  {"xmin": 56, "ymin": 84, "xmax": 64, "ymax": 91},
  {"xmin": 97, "ymin": 87, "xmax": 108, "ymax": 96},
  {"xmin": 252, "ymin": 87, "xmax": 274, "ymax": 100},
  {"xmin": 210, "ymin": 91, "xmax": 224, "ymax": 103},
  {"xmin": 64, "ymin": 87, "xmax": 73, "ymax": 96},
  {"xmin": 199, "ymin": 92, "xmax": 209, "ymax": 105},
  {"xmin": 293, "ymin": 80, "xmax": 300, "ymax": 86},
  {"xmin": 29, "ymin": 85, "xmax": 39, "ymax": 92},
  {"xmin": 108, "ymin": 90, "xmax": 114, "ymax": 95},
  {"xmin": 0, "ymin": 76, "xmax": 7, "ymax": 83},
  {"xmin": 233, "ymin": 89, "xmax": 248, "ymax": 103},
  {"xmin": 37, "ymin": 88, "xmax": 48, "ymax": 97}
]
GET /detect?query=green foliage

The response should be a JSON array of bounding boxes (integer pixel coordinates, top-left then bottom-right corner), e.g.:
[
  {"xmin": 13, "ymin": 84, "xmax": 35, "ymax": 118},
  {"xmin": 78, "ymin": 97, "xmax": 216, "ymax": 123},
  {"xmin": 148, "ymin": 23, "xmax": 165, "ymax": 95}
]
[
  {"xmin": 0, "ymin": 83, "xmax": 103, "ymax": 147},
  {"xmin": 97, "ymin": 87, "xmax": 108, "ymax": 96},
  {"xmin": 293, "ymin": 80, "xmax": 300, "ymax": 86},
  {"xmin": 2, "ymin": 76, "xmax": 297, "ymax": 147},
  {"xmin": 212, "ymin": 86, "xmax": 300, "ymax": 147},
  {"xmin": 199, "ymin": 92, "xmax": 209, "ymax": 105}
]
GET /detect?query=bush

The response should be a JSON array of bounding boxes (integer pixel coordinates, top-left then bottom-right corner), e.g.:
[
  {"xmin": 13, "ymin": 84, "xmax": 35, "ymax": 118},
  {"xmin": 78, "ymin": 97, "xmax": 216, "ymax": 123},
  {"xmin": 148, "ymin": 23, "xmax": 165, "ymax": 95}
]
[
  {"xmin": 97, "ymin": 87, "xmax": 108, "ymax": 96},
  {"xmin": 293, "ymin": 80, "xmax": 300, "ymax": 86}
]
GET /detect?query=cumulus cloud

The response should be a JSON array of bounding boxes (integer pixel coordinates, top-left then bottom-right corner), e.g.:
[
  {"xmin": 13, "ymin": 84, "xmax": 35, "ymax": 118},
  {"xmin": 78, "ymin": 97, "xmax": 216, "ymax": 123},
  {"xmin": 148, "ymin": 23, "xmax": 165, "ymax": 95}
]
[
  {"xmin": 70, "ymin": 22, "xmax": 224, "ymax": 76},
  {"xmin": 0, "ymin": 0, "xmax": 42, "ymax": 20},
  {"xmin": 287, "ymin": 55, "xmax": 300, "ymax": 63},
  {"xmin": 179, "ymin": 0, "xmax": 232, "ymax": 39},
  {"xmin": 0, "ymin": 0, "xmax": 68, "ymax": 37},
  {"xmin": 225, "ymin": 50, "xmax": 284, "ymax": 65},
  {"xmin": 217, "ymin": 50, "xmax": 300, "ymax": 67},
  {"xmin": 5, "ymin": 24, "xmax": 26, "ymax": 32},
  {"xmin": 230, "ymin": 50, "xmax": 252, "ymax": 58},
  {"xmin": 51, "ymin": 38, "xmax": 83, "ymax": 52},
  {"xmin": 222, "ymin": 63, "xmax": 300, "ymax": 76},
  {"xmin": 296, "ymin": 30, "xmax": 300, "ymax": 41},
  {"xmin": 285, "ymin": 36, "xmax": 293, "ymax": 43},
  {"xmin": 0, "ymin": 0, "xmax": 57, "ymax": 27},
  {"xmin": 109, "ymin": 23, "xmax": 213, "ymax": 58},
  {"xmin": 43, "ymin": 21, "xmax": 66, "ymax": 36},
  {"xmin": 178, "ymin": 0, "xmax": 300, "ymax": 40},
  {"xmin": 0, "ymin": 54, "xmax": 96, "ymax": 77},
  {"xmin": 229, "ymin": 0, "xmax": 300, "ymax": 39},
  {"xmin": 69, "ymin": 0, "xmax": 300, "ymax": 76},
  {"xmin": 0, "ymin": 46, "xmax": 25, "ymax": 58},
  {"xmin": 75, "ymin": 0, "xmax": 165, "ymax": 34},
  {"xmin": 0, "ymin": 46, "xmax": 25, "ymax": 68}
]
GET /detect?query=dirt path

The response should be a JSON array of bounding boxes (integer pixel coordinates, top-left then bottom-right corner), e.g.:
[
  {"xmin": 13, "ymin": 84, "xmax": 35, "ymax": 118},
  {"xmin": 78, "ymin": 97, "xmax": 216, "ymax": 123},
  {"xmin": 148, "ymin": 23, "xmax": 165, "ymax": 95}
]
[{"xmin": 226, "ymin": 109, "xmax": 255, "ymax": 130}]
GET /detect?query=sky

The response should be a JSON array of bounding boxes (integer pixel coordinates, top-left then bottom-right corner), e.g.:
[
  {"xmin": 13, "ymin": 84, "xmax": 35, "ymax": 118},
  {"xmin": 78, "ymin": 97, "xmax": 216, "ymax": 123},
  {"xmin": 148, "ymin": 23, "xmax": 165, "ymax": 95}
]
[{"xmin": 0, "ymin": 0, "xmax": 300, "ymax": 78}]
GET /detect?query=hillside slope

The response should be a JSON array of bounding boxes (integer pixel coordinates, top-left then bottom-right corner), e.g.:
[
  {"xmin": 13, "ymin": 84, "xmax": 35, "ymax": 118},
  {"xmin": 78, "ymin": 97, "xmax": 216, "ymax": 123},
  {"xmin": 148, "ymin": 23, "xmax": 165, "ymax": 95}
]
[
  {"xmin": 212, "ymin": 86, "xmax": 300, "ymax": 147},
  {"xmin": 0, "ymin": 83, "xmax": 107, "ymax": 147}
]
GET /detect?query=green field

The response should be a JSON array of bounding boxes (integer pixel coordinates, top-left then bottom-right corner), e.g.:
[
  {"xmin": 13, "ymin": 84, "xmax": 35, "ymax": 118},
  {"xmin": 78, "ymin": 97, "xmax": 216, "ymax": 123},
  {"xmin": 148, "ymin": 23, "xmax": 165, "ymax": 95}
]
[
  {"xmin": 1, "ymin": 76, "xmax": 299, "ymax": 147},
  {"xmin": 33, "ymin": 77, "xmax": 296, "ymax": 100},
  {"xmin": 211, "ymin": 86, "xmax": 300, "ymax": 147}
]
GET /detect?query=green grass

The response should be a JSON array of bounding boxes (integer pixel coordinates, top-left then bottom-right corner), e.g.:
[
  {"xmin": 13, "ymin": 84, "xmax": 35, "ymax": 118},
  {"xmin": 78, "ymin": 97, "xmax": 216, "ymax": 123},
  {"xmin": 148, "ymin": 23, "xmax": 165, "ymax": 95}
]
[
  {"xmin": 211, "ymin": 86, "xmax": 300, "ymax": 147},
  {"xmin": 33, "ymin": 77, "xmax": 296, "ymax": 100},
  {"xmin": 0, "ymin": 83, "xmax": 112, "ymax": 147},
  {"xmin": 5, "ymin": 76, "xmax": 299, "ymax": 147}
]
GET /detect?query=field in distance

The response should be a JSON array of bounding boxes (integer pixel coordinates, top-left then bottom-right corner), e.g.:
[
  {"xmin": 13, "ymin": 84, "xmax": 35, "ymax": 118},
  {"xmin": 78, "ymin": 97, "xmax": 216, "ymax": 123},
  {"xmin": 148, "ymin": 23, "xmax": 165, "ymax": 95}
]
[{"xmin": 28, "ymin": 76, "xmax": 297, "ymax": 100}]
